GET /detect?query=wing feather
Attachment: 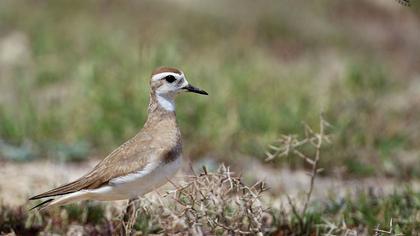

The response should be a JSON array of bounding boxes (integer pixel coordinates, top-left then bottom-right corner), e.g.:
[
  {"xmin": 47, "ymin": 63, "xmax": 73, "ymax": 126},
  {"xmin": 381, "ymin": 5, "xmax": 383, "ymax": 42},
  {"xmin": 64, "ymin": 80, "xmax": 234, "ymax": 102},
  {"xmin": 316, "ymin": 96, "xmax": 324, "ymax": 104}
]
[{"xmin": 29, "ymin": 134, "xmax": 154, "ymax": 200}]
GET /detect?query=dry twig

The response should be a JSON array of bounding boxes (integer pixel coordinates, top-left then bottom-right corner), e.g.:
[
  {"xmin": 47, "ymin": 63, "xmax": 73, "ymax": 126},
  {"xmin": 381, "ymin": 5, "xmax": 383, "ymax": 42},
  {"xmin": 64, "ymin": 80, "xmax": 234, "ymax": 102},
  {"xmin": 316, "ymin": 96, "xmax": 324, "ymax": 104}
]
[
  {"xmin": 265, "ymin": 115, "xmax": 331, "ymax": 231},
  {"xmin": 136, "ymin": 165, "xmax": 270, "ymax": 235}
]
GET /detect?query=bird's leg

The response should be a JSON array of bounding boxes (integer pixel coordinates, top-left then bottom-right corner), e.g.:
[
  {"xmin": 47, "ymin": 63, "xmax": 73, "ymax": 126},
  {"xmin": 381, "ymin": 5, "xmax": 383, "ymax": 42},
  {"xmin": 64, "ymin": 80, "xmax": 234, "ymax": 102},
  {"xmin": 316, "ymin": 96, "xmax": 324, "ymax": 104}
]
[{"xmin": 120, "ymin": 198, "xmax": 138, "ymax": 235}]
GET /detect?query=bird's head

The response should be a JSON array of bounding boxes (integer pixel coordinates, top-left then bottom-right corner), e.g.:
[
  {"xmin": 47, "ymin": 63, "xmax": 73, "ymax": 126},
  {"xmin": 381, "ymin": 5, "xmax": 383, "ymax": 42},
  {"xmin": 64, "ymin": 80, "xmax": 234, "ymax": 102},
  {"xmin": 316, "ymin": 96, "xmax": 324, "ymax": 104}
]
[{"xmin": 150, "ymin": 67, "xmax": 208, "ymax": 111}]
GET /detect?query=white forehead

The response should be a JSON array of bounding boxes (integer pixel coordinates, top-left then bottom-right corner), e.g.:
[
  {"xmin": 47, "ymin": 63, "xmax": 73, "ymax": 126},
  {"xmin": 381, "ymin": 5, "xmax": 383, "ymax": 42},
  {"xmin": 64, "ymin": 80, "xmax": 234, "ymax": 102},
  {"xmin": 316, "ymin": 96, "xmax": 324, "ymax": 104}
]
[{"xmin": 151, "ymin": 72, "xmax": 184, "ymax": 81}]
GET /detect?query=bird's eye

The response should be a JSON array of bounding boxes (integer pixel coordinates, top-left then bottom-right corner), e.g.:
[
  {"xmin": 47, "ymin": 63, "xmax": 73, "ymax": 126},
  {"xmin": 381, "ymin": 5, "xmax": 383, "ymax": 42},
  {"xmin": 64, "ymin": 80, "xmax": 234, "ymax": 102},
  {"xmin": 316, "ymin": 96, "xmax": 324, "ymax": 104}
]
[{"xmin": 164, "ymin": 75, "xmax": 176, "ymax": 83}]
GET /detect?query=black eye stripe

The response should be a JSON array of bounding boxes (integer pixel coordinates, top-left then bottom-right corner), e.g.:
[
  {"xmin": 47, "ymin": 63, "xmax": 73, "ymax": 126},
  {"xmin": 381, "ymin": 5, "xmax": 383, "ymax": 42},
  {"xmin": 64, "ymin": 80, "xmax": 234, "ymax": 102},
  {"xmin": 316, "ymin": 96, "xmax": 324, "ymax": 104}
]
[{"xmin": 164, "ymin": 75, "xmax": 177, "ymax": 83}]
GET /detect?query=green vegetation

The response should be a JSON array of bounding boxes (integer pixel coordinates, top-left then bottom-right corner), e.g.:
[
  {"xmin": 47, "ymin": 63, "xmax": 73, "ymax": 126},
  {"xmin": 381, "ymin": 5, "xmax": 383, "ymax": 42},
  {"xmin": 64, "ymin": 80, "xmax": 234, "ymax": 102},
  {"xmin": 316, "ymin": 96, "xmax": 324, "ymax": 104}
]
[
  {"xmin": 276, "ymin": 188, "xmax": 420, "ymax": 235},
  {"xmin": 0, "ymin": 0, "xmax": 420, "ymax": 177}
]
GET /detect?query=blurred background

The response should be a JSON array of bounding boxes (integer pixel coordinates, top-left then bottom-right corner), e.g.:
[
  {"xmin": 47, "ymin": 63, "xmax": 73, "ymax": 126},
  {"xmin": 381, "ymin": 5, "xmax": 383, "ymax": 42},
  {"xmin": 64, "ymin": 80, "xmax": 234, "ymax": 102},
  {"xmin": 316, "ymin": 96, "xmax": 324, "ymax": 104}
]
[
  {"xmin": 1, "ymin": 0, "xmax": 420, "ymax": 216},
  {"xmin": 1, "ymin": 0, "xmax": 420, "ymax": 234}
]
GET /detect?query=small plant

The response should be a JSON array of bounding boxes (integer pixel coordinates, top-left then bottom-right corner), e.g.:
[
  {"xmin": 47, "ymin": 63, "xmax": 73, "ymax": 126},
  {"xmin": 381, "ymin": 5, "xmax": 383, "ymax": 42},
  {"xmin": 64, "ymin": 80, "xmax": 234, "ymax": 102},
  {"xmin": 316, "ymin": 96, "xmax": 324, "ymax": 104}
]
[
  {"xmin": 374, "ymin": 219, "xmax": 404, "ymax": 236},
  {"xmin": 265, "ymin": 116, "xmax": 331, "ymax": 234},
  {"xmin": 131, "ymin": 165, "xmax": 271, "ymax": 235}
]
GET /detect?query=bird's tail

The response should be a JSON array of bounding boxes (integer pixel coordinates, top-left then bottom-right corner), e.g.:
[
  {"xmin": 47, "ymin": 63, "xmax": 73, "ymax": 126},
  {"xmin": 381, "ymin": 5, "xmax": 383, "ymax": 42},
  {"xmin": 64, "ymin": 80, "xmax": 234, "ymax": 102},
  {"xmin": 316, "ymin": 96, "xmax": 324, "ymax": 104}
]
[
  {"xmin": 30, "ymin": 191, "xmax": 90, "ymax": 211},
  {"xmin": 29, "ymin": 199, "xmax": 54, "ymax": 211}
]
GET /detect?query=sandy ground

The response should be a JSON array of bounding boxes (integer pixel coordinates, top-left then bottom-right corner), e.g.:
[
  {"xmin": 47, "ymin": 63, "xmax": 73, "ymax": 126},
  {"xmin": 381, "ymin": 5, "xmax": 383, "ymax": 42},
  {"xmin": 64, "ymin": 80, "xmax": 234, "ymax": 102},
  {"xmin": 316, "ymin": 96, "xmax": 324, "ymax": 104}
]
[
  {"xmin": 246, "ymin": 159, "xmax": 420, "ymax": 208},
  {"xmin": 1, "ymin": 159, "xmax": 418, "ymax": 208},
  {"xmin": 0, "ymin": 160, "xmax": 95, "ymax": 206}
]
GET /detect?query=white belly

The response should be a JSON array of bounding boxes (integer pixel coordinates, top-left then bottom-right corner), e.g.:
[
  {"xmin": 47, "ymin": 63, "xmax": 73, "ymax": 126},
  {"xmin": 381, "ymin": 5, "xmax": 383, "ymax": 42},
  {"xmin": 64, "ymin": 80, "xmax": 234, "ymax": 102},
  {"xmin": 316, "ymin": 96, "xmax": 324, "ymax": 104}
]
[{"xmin": 88, "ymin": 157, "xmax": 182, "ymax": 200}]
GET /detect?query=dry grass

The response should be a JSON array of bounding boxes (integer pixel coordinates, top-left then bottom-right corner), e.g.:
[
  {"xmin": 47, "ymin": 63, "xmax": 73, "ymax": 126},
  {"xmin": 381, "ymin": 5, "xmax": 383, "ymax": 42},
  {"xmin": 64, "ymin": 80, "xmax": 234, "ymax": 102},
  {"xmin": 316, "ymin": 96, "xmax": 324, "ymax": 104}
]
[
  {"xmin": 265, "ymin": 117, "xmax": 331, "ymax": 234},
  {"xmin": 131, "ymin": 165, "xmax": 270, "ymax": 235},
  {"xmin": 0, "ymin": 165, "xmax": 271, "ymax": 235}
]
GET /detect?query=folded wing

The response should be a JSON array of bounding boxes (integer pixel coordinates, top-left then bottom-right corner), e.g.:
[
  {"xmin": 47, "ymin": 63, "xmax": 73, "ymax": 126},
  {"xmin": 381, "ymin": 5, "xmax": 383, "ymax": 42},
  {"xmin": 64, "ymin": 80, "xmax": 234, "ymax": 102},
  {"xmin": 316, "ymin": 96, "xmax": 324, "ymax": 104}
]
[{"xmin": 29, "ymin": 135, "xmax": 154, "ymax": 200}]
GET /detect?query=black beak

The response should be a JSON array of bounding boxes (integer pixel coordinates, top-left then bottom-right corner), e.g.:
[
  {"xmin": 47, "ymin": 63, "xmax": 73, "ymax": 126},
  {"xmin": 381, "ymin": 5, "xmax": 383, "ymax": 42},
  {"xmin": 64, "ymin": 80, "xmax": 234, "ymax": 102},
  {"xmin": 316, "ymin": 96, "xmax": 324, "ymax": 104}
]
[{"xmin": 183, "ymin": 84, "xmax": 208, "ymax": 95}]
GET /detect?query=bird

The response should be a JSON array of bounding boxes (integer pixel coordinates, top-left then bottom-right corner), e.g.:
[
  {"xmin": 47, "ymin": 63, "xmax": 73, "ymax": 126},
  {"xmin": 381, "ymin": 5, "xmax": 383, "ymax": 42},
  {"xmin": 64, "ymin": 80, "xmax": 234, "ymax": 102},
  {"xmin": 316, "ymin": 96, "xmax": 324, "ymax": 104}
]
[{"xmin": 29, "ymin": 67, "xmax": 208, "ymax": 210}]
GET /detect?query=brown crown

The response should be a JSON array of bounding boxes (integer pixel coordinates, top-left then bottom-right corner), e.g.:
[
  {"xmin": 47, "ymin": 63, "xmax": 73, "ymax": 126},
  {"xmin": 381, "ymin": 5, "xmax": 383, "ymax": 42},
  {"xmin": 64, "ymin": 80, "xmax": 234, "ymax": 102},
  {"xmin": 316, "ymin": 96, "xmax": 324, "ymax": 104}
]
[{"xmin": 152, "ymin": 67, "xmax": 182, "ymax": 76}]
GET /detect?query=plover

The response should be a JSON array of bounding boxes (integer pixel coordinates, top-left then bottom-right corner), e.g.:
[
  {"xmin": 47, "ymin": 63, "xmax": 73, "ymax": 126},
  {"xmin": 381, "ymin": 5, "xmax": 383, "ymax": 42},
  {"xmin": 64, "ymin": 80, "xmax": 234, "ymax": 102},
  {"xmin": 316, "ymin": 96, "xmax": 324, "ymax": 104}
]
[{"xmin": 29, "ymin": 67, "xmax": 208, "ymax": 210}]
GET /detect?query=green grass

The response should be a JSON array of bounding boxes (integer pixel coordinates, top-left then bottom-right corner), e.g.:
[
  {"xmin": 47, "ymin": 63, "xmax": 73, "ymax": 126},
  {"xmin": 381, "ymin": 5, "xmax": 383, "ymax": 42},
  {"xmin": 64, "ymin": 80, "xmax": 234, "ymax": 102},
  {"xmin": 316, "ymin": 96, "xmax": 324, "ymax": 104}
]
[
  {"xmin": 1, "ymin": 0, "xmax": 420, "ymax": 178},
  {"xmin": 272, "ymin": 188, "xmax": 420, "ymax": 235}
]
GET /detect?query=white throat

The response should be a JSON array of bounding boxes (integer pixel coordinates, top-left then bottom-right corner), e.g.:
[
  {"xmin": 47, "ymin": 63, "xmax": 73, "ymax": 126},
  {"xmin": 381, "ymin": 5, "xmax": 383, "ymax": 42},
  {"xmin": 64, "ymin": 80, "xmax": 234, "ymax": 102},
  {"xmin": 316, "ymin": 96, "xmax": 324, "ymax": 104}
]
[{"xmin": 156, "ymin": 93, "xmax": 175, "ymax": 111}]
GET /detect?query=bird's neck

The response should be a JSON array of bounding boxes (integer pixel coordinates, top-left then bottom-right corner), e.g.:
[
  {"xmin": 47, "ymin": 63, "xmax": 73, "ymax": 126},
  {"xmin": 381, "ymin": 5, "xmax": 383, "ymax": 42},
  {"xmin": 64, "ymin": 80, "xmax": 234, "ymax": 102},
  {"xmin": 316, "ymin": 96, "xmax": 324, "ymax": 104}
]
[
  {"xmin": 155, "ymin": 93, "xmax": 175, "ymax": 112},
  {"xmin": 145, "ymin": 91, "xmax": 177, "ymax": 127}
]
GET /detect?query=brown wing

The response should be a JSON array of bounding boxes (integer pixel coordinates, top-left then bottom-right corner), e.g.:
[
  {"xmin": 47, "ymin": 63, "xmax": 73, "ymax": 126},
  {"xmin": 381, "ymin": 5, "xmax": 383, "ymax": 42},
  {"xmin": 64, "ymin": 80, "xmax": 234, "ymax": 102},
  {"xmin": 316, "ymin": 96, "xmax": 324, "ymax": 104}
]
[{"xmin": 29, "ymin": 133, "xmax": 158, "ymax": 200}]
